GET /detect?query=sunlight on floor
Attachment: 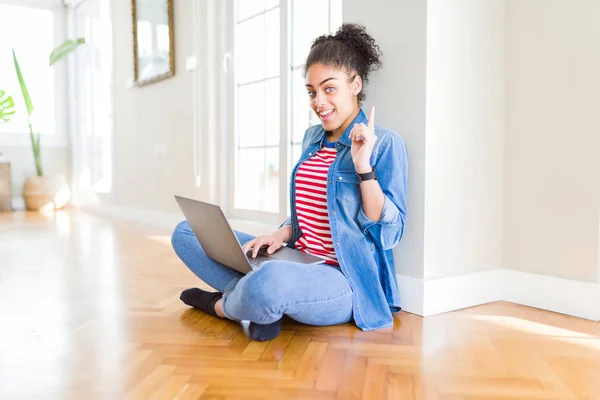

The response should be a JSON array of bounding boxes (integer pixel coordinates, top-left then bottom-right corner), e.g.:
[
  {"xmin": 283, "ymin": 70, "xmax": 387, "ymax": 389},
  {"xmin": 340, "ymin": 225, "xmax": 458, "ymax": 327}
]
[
  {"xmin": 464, "ymin": 314, "xmax": 600, "ymax": 351},
  {"xmin": 465, "ymin": 315, "xmax": 598, "ymax": 339},
  {"xmin": 147, "ymin": 235, "xmax": 172, "ymax": 245}
]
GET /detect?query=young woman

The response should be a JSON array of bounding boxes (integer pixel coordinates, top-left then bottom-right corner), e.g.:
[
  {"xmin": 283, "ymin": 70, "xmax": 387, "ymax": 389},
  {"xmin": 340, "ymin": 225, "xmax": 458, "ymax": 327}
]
[{"xmin": 171, "ymin": 23, "xmax": 408, "ymax": 341}]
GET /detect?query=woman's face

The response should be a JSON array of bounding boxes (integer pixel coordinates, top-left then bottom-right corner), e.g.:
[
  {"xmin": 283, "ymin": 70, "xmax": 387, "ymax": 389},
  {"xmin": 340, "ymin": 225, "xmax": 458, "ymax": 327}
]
[{"xmin": 305, "ymin": 63, "xmax": 361, "ymax": 133}]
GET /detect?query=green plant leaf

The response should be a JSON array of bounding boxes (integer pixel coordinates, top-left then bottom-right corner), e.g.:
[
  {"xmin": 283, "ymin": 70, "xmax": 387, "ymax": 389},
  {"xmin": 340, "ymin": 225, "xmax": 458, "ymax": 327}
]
[
  {"xmin": 13, "ymin": 49, "xmax": 43, "ymax": 175},
  {"xmin": 49, "ymin": 38, "xmax": 86, "ymax": 66},
  {"xmin": 35, "ymin": 132, "xmax": 43, "ymax": 176},
  {"xmin": 12, "ymin": 49, "xmax": 34, "ymax": 119},
  {"xmin": 0, "ymin": 90, "xmax": 16, "ymax": 123},
  {"xmin": 29, "ymin": 130, "xmax": 43, "ymax": 176}
]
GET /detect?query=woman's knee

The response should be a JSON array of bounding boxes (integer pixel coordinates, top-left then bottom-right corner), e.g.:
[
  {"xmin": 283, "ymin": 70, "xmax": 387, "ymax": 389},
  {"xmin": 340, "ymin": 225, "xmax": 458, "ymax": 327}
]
[
  {"xmin": 171, "ymin": 220, "xmax": 192, "ymax": 253},
  {"xmin": 238, "ymin": 262, "xmax": 290, "ymax": 308}
]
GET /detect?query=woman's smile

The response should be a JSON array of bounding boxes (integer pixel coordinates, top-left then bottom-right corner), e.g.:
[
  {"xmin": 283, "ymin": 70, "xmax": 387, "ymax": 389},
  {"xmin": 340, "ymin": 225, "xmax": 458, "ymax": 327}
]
[{"xmin": 318, "ymin": 108, "xmax": 335, "ymax": 121}]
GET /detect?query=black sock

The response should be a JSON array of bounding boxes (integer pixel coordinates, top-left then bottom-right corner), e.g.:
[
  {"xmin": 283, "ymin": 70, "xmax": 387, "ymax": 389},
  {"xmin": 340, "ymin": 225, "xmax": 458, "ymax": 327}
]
[
  {"xmin": 248, "ymin": 318, "xmax": 283, "ymax": 342},
  {"xmin": 180, "ymin": 288, "xmax": 222, "ymax": 318}
]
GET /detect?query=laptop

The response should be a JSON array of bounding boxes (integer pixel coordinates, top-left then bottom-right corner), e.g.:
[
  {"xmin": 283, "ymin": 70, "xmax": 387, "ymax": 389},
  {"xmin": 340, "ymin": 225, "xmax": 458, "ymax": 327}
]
[{"xmin": 174, "ymin": 195, "xmax": 324, "ymax": 274}]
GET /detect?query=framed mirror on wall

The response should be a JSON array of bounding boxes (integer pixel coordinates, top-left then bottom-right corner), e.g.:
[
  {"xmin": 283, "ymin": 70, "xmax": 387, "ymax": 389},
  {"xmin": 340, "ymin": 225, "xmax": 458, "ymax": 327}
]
[{"xmin": 131, "ymin": 0, "xmax": 174, "ymax": 86}]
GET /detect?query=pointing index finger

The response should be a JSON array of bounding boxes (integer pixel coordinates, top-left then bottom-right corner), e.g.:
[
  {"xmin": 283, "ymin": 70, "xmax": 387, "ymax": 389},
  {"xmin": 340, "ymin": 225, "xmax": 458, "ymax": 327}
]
[{"xmin": 368, "ymin": 106, "xmax": 375, "ymax": 129}]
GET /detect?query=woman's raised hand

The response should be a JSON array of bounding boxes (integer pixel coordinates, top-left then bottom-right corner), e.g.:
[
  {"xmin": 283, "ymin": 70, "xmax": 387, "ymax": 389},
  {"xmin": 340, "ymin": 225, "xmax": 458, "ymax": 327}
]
[{"xmin": 349, "ymin": 106, "xmax": 377, "ymax": 173}]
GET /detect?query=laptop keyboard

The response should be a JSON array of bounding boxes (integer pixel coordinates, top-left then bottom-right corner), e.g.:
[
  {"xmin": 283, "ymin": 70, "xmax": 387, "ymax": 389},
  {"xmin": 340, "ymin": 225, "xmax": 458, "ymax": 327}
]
[
  {"xmin": 246, "ymin": 250, "xmax": 271, "ymax": 266},
  {"xmin": 248, "ymin": 256, "xmax": 270, "ymax": 267}
]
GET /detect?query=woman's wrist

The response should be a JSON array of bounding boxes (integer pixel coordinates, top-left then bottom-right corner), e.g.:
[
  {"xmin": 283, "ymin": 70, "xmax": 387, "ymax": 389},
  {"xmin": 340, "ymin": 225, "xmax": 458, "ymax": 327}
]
[
  {"xmin": 355, "ymin": 164, "xmax": 372, "ymax": 174},
  {"xmin": 277, "ymin": 225, "xmax": 292, "ymax": 243}
]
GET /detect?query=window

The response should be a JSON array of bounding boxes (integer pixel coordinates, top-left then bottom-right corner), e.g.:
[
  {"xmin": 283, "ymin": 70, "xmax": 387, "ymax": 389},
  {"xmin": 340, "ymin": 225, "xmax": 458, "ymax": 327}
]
[
  {"xmin": 290, "ymin": 0, "xmax": 341, "ymax": 162},
  {"xmin": 229, "ymin": 0, "xmax": 341, "ymax": 223},
  {"xmin": 0, "ymin": 3, "xmax": 58, "ymax": 137},
  {"xmin": 233, "ymin": 2, "xmax": 281, "ymax": 216}
]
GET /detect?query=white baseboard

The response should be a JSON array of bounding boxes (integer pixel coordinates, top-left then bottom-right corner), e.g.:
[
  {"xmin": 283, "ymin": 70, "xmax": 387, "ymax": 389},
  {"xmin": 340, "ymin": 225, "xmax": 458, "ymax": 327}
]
[
  {"xmin": 503, "ymin": 269, "xmax": 600, "ymax": 321},
  {"xmin": 424, "ymin": 269, "xmax": 505, "ymax": 316},
  {"xmin": 396, "ymin": 274, "xmax": 425, "ymax": 315},
  {"xmin": 398, "ymin": 269, "xmax": 600, "ymax": 321}
]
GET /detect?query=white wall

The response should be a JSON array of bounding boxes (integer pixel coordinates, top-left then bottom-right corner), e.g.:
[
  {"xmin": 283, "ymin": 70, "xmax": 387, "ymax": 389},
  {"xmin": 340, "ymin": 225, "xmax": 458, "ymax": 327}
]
[
  {"xmin": 103, "ymin": 0, "xmax": 220, "ymax": 215},
  {"xmin": 343, "ymin": 0, "xmax": 428, "ymax": 279},
  {"xmin": 424, "ymin": 0, "xmax": 506, "ymax": 279},
  {"xmin": 505, "ymin": 0, "xmax": 600, "ymax": 283}
]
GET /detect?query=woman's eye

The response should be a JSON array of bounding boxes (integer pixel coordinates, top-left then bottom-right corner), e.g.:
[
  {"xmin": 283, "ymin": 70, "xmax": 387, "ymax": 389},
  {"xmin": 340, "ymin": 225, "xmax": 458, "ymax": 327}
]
[
  {"xmin": 325, "ymin": 87, "xmax": 335, "ymax": 93},
  {"xmin": 307, "ymin": 91, "xmax": 315, "ymax": 98}
]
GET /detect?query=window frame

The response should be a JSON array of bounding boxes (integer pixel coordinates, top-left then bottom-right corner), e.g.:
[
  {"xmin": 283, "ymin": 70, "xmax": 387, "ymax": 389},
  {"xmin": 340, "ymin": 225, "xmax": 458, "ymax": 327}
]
[{"xmin": 224, "ymin": 1, "xmax": 290, "ymax": 225}]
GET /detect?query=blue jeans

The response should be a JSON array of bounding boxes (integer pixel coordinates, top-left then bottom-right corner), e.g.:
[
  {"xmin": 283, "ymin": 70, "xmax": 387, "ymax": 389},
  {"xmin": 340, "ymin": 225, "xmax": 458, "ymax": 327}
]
[{"xmin": 171, "ymin": 221, "xmax": 353, "ymax": 326}]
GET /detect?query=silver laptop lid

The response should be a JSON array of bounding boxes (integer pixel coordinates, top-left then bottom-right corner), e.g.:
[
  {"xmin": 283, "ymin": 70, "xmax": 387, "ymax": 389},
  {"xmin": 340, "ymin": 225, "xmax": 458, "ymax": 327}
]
[{"xmin": 174, "ymin": 195, "xmax": 253, "ymax": 274}]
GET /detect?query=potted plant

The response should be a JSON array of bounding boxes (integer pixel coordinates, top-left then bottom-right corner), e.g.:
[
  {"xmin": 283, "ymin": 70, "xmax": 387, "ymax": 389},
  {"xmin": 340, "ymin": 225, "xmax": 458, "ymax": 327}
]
[{"xmin": 12, "ymin": 38, "xmax": 84, "ymax": 211}]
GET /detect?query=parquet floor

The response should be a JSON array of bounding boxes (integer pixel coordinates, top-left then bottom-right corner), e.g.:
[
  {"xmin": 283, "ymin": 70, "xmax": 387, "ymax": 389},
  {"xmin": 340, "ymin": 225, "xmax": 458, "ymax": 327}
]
[{"xmin": 1, "ymin": 210, "xmax": 599, "ymax": 399}]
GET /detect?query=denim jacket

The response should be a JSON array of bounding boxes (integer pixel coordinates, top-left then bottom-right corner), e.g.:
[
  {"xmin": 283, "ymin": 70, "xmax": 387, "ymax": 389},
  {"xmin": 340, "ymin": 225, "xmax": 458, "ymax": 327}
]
[{"xmin": 280, "ymin": 109, "xmax": 408, "ymax": 331}]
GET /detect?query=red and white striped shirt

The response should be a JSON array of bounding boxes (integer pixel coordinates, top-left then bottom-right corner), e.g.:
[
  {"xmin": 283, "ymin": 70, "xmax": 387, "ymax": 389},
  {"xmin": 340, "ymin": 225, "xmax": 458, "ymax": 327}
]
[{"xmin": 294, "ymin": 141, "xmax": 339, "ymax": 266}]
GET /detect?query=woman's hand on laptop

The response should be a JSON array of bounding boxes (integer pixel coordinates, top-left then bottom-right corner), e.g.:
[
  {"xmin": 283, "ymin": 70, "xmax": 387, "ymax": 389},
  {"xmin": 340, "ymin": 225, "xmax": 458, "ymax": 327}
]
[{"xmin": 242, "ymin": 226, "xmax": 292, "ymax": 259}]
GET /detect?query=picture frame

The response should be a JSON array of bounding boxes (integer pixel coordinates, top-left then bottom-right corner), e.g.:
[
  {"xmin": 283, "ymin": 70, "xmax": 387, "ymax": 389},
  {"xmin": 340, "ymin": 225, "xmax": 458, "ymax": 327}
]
[{"xmin": 131, "ymin": 0, "xmax": 175, "ymax": 87}]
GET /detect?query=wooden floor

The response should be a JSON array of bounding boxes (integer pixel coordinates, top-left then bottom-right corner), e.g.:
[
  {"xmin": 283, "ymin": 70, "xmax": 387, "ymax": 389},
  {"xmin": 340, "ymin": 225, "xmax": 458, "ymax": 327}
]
[{"xmin": 1, "ymin": 210, "xmax": 599, "ymax": 400}]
